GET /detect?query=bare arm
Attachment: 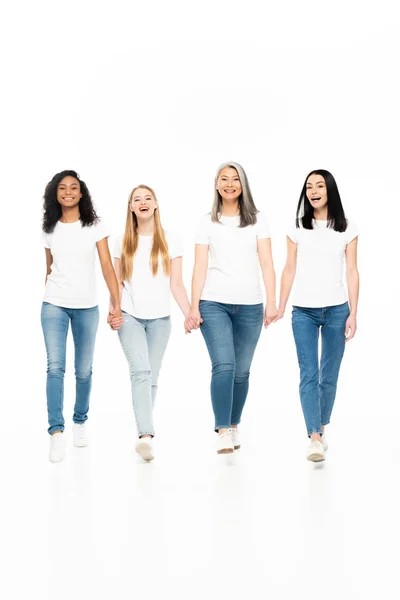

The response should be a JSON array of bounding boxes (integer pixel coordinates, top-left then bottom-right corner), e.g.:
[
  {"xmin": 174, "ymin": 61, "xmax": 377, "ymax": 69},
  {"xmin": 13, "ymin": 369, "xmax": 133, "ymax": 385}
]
[
  {"xmin": 170, "ymin": 256, "xmax": 191, "ymax": 317},
  {"xmin": 345, "ymin": 237, "xmax": 359, "ymax": 341},
  {"xmin": 45, "ymin": 248, "xmax": 53, "ymax": 283},
  {"xmin": 96, "ymin": 237, "xmax": 122, "ymax": 319},
  {"xmin": 257, "ymin": 237, "xmax": 277, "ymax": 326},
  {"xmin": 276, "ymin": 237, "xmax": 298, "ymax": 319},
  {"xmin": 191, "ymin": 244, "xmax": 209, "ymax": 310}
]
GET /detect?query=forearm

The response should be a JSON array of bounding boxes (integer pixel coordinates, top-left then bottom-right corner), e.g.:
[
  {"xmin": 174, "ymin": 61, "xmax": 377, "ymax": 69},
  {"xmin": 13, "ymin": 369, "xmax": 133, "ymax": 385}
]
[
  {"xmin": 191, "ymin": 269, "xmax": 207, "ymax": 308},
  {"xmin": 278, "ymin": 267, "xmax": 296, "ymax": 312},
  {"xmin": 102, "ymin": 265, "xmax": 121, "ymax": 309},
  {"xmin": 347, "ymin": 269, "xmax": 359, "ymax": 316},
  {"xmin": 171, "ymin": 283, "xmax": 191, "ymax": 317},
  {"xmin": 261, "ymin": 264, "xmax": 277, "ymax": 305}
]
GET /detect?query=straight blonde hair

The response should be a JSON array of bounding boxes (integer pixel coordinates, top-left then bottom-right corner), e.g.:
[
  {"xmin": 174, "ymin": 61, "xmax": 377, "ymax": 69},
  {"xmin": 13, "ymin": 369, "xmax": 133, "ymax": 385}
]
[
  {"xmin": 120, "ymin": 185, "xmax": 170, "ymax": 280},
  {"xmin": 211, "ymin": 161, "xmax": 259, "ymax": 227}
]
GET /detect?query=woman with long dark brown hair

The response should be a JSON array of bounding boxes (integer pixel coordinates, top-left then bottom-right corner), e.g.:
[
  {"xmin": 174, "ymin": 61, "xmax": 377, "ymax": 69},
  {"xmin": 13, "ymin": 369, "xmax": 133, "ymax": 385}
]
[{"xmin": 109, "ymin": 185, "xmax": 194, "ymax": 461}]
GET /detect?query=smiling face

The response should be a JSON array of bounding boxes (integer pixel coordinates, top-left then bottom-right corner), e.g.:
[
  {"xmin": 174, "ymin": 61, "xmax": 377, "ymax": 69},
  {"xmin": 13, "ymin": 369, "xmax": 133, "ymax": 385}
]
[
  {"xmin": 306, "ymin": 173, "xmax": 328, "ymax": 212},
  {"xmin": 57, "ymin": 176, "xmax": 82, "ymax": 208},
  {"xmin": 130, "ymin": 187, "xmax": 158, "ymax": 221},
  {"xmin": 216, "ymin": 167, "xmax": 242, "ymax": 203}
]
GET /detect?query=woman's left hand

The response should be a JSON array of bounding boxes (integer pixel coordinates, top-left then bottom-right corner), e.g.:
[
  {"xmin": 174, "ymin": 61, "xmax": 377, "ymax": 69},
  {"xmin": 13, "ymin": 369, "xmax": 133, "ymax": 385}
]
[
  {"xmin": 264, "ymin": 304, "xmax": 278, "ymax": 327},
  {"xmin": 345, "ymin": 315, "xmax": 357, "ymax": 341},
  {"xmin": 108, "ymin": 308, "xmax": 124, "ymax": 331}
]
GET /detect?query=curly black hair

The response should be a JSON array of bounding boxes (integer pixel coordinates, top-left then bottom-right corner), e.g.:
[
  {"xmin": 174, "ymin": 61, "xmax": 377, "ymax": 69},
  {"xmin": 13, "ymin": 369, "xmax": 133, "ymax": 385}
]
[{"xmin": 42, "ymin": 170, "xmax": 99, "ymax": 233}]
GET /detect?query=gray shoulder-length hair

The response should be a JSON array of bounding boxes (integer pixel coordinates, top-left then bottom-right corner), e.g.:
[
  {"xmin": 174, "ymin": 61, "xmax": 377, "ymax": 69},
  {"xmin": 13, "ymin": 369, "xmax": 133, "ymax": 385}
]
[{"xmin": 211, "ymin": 161, "xmax": 259, "ymax": 227}]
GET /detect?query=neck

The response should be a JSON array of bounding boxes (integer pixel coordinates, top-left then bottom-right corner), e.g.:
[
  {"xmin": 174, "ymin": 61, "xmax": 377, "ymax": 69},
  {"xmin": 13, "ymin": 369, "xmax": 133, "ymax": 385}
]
[
  {"xmin": 137, "ymin": 218, "xmax": 155, "ymax": 236},
  {"xmin": 313, "ymin": 206, "xmax": 328, "ymax": 221},
  {"xmin": 59, "ymin": 206, "xmax": 80, "ymax": 223},
  {"xmin": 221, "ymin": 200, "xmax": 240, "ymax": 217}
]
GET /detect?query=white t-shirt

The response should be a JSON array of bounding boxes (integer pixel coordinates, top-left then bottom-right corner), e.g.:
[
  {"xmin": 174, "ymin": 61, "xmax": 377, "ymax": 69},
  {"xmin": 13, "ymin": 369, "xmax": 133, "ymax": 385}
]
[
  {"xmin": 113, "ymin": 231, "xmax": 183, "ymax": 319},
  {"xmin": 287, "ymin": 219, "xmax": 359, "ymax": 308},
  {"xmin": 43, "ymin": 220, "xmax": 109, "ymax": 309},
  {"xmin": 195, "ymin": 212, "xmax": 271, "ymax": 305}
]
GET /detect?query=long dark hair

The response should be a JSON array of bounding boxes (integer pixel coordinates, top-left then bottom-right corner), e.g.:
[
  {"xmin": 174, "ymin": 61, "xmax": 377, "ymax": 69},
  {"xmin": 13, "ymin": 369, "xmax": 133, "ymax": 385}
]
[
  {"xmin": 42, "ymin": 170, "xmax": 99, "ymax": 233},
  {"xmin": 295, "ymin": 169, "xmax": 347, "ymax": 232}
]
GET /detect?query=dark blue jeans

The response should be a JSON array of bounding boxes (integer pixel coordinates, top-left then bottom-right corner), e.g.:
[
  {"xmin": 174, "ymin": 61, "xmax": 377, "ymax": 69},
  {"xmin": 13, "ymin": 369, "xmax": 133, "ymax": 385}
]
[
  {"xmin": 292, "ymin": 302, "xmax": 350, "ymax": 436},
  {"xmin": 41, "ymin": 302, "xmax": 99, "ymax": 434},
  {"xmin": 199, "ymin": 301, "xmax": 263, "ymax": 430}
]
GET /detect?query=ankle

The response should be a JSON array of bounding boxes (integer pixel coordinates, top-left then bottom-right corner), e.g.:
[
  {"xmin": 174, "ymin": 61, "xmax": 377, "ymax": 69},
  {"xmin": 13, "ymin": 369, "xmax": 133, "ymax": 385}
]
[{"xmin": 218, "ymin": 428, "xmax": 230, "ymax": 436}]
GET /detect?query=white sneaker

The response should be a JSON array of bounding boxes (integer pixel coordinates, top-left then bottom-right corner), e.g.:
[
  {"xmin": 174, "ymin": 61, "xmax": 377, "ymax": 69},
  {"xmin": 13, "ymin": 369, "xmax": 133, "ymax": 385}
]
[
  {"xmin": 73, "ymin": 423, "xmax": 89, "ymax": 447},
  {"xmin": 216, "ymin": 430, "xmax": 234, "ymax": 454},
  {"xmin": 49, "ymin": 432, "xmax": 66, "ymax": 463},
  {"xmin": 231, "ymin": 428, "xmax": 241, "ymax": 450},
  {"xmin": 306, "ymin": 440, "xmax": 326, "ymax": 462},
  {"xmin": 321, "ymin": 433, "xmax": 328, "ymax": 451},
  {"xmin": 136, "ymin": 437, "xmax": 154, "ymax": 462}
]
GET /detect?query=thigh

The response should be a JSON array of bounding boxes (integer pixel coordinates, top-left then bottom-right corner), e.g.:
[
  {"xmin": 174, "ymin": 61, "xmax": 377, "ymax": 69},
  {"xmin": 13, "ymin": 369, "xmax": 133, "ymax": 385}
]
[
  {"xmin": 232, "ymin": 304, "xmax": 263, "ymax": 371},
  {"xmin": 291, "ymin": 307, "xmax": 320, "ymax": 368},
  {"xmin": 146, "ymin": 317, "xmax": 171, "ymax": 376},
  {"xmin": 71, "ymin": 306, "xmax": 99, "ymax": 368},
  {"xmin": 199, "ymin": 301, "xmax": 235, "ymax": 366},
  {"xmin": 321, "ymin": 303, "xmax": 349, "ymax": 363},
  {"xmin": 118, "ymin": 313, "xmax": 151, "ymax": 371},
  {"xmin": 41, "ymin": 302, "xmax": 70, "ymax": 367}
]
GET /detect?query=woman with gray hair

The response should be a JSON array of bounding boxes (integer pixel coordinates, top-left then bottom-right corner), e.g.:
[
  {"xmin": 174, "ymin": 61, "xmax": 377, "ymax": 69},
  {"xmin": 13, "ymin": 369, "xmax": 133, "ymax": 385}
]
[{"xmin": 185, "ymin": 162, "xmax": 277, "ymax": 454}]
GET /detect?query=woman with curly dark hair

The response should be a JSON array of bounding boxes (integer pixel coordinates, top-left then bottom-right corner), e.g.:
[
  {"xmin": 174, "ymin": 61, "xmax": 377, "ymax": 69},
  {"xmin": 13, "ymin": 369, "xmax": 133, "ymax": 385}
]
[{"xmin": 41, "ymin": 170, "xmax": 123, "ymax": 463}]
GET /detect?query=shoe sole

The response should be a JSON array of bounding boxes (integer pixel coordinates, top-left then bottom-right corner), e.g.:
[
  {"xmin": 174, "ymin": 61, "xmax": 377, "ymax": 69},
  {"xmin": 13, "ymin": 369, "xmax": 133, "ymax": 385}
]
[
  {"xmin": 136, "ymin": 443, "xmax": 154, "ymax": 462},
  {"xmin": 73, "ymin": 440, "xmax": 88, "ymax": 447},
  {"xmin": 307, "ymin": 453, "xmax": 326, "ymax": 462},
  {"xmin": 233, "ymin": 445, "xmax": 241, "ymax": 450},
  {"xmin": 217, "ymin": 448, "xmax": 234, "ymax": 454},
  {"xmin": 49, "ymin": 454, "xmax": 66, "ymax": 463}
]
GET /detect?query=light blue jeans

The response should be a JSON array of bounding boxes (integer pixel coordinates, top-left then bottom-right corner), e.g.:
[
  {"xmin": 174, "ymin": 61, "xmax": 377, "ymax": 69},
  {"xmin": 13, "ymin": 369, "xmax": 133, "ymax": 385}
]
[
  {"xmin": 292, "ymin": 302, "xmax": 350, "ymax": 436},
  {"xmin": 118, "ymin": 312, "xmax": 171, "ymax": 437},
  {"xmin": 41, "ymin": 302, "xmax": 99, "ymax": 435}
]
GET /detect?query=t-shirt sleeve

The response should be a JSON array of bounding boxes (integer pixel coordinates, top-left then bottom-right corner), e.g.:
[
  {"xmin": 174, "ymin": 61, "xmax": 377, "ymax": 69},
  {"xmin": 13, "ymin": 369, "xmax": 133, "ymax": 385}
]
[
  {"xmin": 195, "ymin": 215, "xmax": 211, "ymax": 245},
  {"xmin": 167, "ymin": 231, "xmax": 184, "ymax": 259},
  {"xmin": 42, "ymin": 232, "xmax": 51, "ymax": 249},
  {"xmin": 345, "ymin": 220, "xmax": 360, "ymax": 245},
  {"xmin": 287, "ymin": 223, "xmax": 298, "ymax": 244},
  {"xmin": 256, "ymin": 212, "xmax": 271, "ymax": 239},
  {"xmin": 113, "ymin": 235, "xmax": 123, "ymax": 259},
  {"xmin": 93, "ymin": 220, "xmax": 110, "ymax": 243}
]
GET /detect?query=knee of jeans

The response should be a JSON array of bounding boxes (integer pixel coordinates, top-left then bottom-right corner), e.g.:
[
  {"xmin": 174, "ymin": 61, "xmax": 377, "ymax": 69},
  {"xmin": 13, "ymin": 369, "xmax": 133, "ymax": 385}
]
[
  {"xmin": 47, "ymin": 361, "xmax": 65, "ymax": 377},
  {"xmin": 212, "ymin": 362, "xmax": 235, "ymax": 376},
  {"xmin": 130, "ymin": 369, "xmax": 152, "ymax": 383},
  {"xmin": 301, "ymin": 372, "xmax": 318, "ymax": 386},
  {"xmin": 234, "ymin": 370, "xmax": 250, "ymax": 384},
  {"xmin": 75, "ymin": 368, "xmax": 92, "ymax": 383}
]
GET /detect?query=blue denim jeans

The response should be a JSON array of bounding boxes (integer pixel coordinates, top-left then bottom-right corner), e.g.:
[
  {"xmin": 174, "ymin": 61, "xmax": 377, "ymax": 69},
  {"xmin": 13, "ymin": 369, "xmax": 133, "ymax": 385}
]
[
  {"xmin": 118, "ymin": 313, "xmax": 171, "ymax": 437},
  {"xmin": 292, "ymin": 302, "xmax": 350, "ymax": 436},
  {"xmin": 41, "ymin": 302, "xmax": 99, "ymax": 435},
  {"xmin": 199, "ymin": 301, "xmax": 263, "ymax": 430}
]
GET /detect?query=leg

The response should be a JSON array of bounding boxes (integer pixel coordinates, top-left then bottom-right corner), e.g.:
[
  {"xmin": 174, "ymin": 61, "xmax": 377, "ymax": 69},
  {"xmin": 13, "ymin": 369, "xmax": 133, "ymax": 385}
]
[
  {"xmin": 320, "ymin": 303, "xmax": 350, "ymax": 427},
  {"xmin": 199, "ymin": 301, "xmax": 235, "ymax": 431},
  {"xmin": 70, "ymin": 306, "xmax": 99, "ymax": 425},
  {"xmin": 292, "ymin": 307, "xmax": 321, "ymax": 436},
  {"xmin": 146, "ymin": 317, "xmax": 172, "ymax": 409},
  {"xmin": 231, "ymin": 303, "xmax": 263, "ymax": 426},
  {"xmin": 117, "ymin": 314, "xmax": 154, "ymax": 437},
  {"xmin": 40, "ymin": 302, "xmax": 69, "ymax": 435}
]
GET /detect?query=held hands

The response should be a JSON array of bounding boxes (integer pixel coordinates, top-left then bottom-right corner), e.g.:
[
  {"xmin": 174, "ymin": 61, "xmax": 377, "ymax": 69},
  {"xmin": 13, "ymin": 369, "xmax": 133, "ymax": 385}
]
[
  {"xmin": 264, "ymin": 303, "xmax": 279, "ymax": 327},
  {"xmin": 107, "ymin": 307, "xmax": 124, "ymax": 331},
  {"xmin": 345, "ymin": 314, "xmax": 357, "ymax": 341},
  {"xmin": 184, "ymin": 307, "xmax": 203, "ymax": 334}
]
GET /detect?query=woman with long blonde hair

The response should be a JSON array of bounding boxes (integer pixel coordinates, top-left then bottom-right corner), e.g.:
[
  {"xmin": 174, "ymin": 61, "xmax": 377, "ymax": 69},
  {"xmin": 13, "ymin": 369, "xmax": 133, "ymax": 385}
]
[{"xmin": 109, "ymin": 185, "xmax": 195, "ymax": 461}]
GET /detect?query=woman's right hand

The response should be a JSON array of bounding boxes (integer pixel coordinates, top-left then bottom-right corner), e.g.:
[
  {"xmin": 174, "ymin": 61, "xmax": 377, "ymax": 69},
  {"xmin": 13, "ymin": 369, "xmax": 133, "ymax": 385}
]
[
  {"xmin": 108, "ymin": 308, "xmax": 124, "ymax": 331},
  {"xmin": 273, "ymin": 307, "xmax": 285, "ymax": 323},
  {"xmin": 185, "ymin": 307, "xmax": 203, "ymax": 332}
]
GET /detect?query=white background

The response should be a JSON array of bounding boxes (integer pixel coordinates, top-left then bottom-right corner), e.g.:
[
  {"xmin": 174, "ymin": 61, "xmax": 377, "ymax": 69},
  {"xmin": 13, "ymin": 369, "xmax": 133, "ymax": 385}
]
[{"xmin": 1, "ymin": 1, "xmax": 399, "ymax": 599}]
